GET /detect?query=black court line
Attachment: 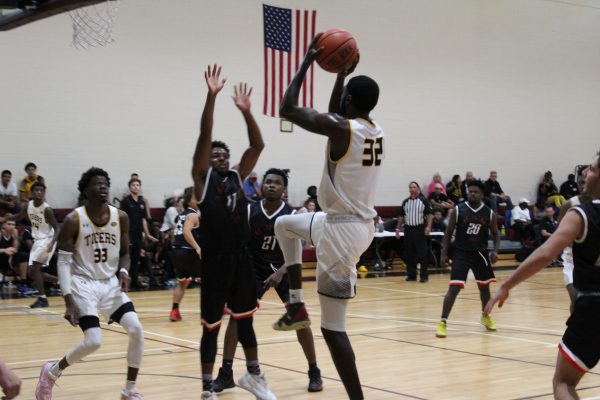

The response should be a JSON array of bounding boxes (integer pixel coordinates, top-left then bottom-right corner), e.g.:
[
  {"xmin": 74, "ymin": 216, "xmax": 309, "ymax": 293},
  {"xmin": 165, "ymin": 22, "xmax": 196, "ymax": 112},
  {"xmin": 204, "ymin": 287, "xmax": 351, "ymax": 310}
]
[
  {"xmin": 11, "ymin": 307, "xmax": 428, "ymax": 399},
  {"xmin": 360, "ymin": 333, "xmax": 600, "ymax": 377}
]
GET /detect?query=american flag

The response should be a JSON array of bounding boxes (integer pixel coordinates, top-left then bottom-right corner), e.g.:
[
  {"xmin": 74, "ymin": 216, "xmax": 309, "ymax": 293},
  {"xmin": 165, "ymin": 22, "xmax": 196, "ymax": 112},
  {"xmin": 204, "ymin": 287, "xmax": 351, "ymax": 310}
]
[{"xmin": 263, "ymin": 4, "xmax": 316, "ymax": 118}]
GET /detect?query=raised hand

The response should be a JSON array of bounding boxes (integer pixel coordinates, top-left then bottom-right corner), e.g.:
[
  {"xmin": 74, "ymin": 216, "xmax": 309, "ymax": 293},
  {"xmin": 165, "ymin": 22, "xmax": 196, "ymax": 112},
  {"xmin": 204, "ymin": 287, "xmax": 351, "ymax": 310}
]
[
  {"xmin": 232, "ymin": 82, "xmax": 253, "ymax": 112},
  {"xmin": 204, "ymin": 64, "xmax": 227, "ymax": 96},
  {"xmin": 340, "ymin": 50, "xmax": 360, "ymax": 78},
  {"xmin": 302, "ymin": 32, "xmax": 324, "ymax": 66}
]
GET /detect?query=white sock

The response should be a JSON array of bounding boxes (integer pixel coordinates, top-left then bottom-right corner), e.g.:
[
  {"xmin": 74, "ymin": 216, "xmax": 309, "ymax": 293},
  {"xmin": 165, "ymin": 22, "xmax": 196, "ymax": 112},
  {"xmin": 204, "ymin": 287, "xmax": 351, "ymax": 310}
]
[
  {"xmin": 124, "ymin": 380, "xmax": 136, "ymax": 393},
  {"xmin": 289, "ymin": 289, "xmax": 304, "ymax": 304},
  {"xmin": 49, "ymin": 361, "xmax": 62, "ymax": 378}
]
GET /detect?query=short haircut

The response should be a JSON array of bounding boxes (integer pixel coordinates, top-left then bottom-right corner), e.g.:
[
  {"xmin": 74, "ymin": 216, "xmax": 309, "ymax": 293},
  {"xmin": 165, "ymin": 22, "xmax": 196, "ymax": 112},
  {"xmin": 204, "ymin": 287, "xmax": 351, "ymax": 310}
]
[
  {"xmin": 1, "ymin": 170, "xmax": 11, "ymax": 177},
  {"xmin": 263, "ymin": 168, "xmax": 289, "ymax": 187},
  {"xmin": 182, "ymin": 186, "xmax": 194, "ymax": 208},
  {"xmin": 31, "ymin": 181, "xmax": 46, "ymax": 191},
  {"xmin": 409, "ymin": 181, "xmax": 420, "ymax": 189},
  {"xmin": 78, "ymin": 167, "xmax": 110, "ymax": 199},
  {"xmin": 211, "ymin": 140, "xmax": 230, "ymax": 154},
  {"xmin": 467, "ymin": 179, "xmax": 486, "ymax": 192},
  {"xmin": 346, "ymin": 75, "xmax": 379, "ymax": 113},
  {"xmin": 128, "ymin": 178, "xmax": 141, "ymax": 187},
  {"xmin": 568, "ymin": 173, "xmax": 575, "ymax": 180},
  {"xmin": 24, "ymin": 162, "xmax": 37, "ymax": 171}
]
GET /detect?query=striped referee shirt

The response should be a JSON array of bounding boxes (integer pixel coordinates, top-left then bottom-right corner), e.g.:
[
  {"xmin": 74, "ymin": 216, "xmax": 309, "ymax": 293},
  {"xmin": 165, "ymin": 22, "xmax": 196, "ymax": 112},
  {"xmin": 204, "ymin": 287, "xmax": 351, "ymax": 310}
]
[{"xmin": 399, "ymin": 194, "xmax": 432, "ymax": 226}]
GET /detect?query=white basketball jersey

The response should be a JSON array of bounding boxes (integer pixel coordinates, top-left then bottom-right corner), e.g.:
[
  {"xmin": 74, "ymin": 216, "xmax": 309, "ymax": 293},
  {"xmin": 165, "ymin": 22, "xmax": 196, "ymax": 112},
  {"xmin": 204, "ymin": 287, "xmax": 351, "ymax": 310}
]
[
  {"xmin": 318, "ymin": 118, "xmax": 385, "ymax": 220},
  {"xmin": 72, "ymin": 206, "xmax": 121, "ymax": 280},
  {"xmin": 27, "ymin": 201, "xmax": 54, "ymax": 240}
]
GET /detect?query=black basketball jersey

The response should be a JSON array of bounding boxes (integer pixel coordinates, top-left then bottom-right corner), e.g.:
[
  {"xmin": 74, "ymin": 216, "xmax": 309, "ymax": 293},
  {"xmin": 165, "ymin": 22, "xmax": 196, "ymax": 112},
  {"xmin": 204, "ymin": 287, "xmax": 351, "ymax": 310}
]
[
  {"xmin": 0, "ymin": 234, "xmax": 15, "ymax": 250},
  {"xmin": 572, "ymin": 200, "xmax": 600, "ymax": 291},
  {"xmin": 173, "ymin": 207, "xmax": 200, "ymax": 249},
  {"xmin": 454, "ymin": 202, "xmax": 492, "ymax": 251},
  {"xmin": 247, "ymin": 200, "xmax": 294, "ymax": 266},
  {"xmin": 198, "ymin": 167, "xmax": 249, "ymax": 253}
]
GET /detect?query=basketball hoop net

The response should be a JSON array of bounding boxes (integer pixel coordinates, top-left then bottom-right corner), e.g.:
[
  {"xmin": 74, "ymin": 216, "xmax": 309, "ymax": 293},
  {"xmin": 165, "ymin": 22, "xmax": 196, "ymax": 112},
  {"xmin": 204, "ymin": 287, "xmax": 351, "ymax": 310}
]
[{"xmin": 70, "ymin": 0, "xmax": 119, "ymax": 49}]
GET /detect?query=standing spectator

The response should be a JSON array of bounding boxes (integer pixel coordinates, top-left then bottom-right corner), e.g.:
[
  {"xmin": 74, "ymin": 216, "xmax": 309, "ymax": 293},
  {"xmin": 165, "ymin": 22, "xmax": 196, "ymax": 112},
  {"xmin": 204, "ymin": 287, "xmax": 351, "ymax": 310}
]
[
  {"xmin": 427, "ymin": 173, "xmax": 446, "ymax": 196},
  {"xmin": 446, "ymin": 174, "xmax": 463, "ymax": 204},
  {"xmin": 0, "ymin": 170, "xmax": 20, "ymax": 214},
  {"xmin": 484, "ymin": 170, "xmax": 514, "ymax": 212},
  {"xmin": 18, "ymin": 162, "xmax": 45, "ymax": 203},
  {"xmin": 511, "ymin": 198, "xmax": 535, "ymax": 241},
  {"xmin": 305, "ymin": 185, "xmax": 321, "ymax": 211},
  {"xmin": 540, "ymin": 206, "xmax": 557, "ymax": 243},
  {"xmin": 559, "ymin": 173, "xmax": 580, "ymax": 200},
  {"xmin": 121, "ymin": 177, "xmax": 158, "ymax": 290},
  {"xmin": 430, "ymin": 209, "xmax": 447, "ymax": 268},
  {"xmin": 243, "ymin": 171, "xmax": 261, "ymax": 201},
  {"xmin": 396, "ymin": 182, "xmax": 433, "ymax": 282},
  {"xmin": 461, "ymin": 171, "xmax": 475, "ymax": 200}
]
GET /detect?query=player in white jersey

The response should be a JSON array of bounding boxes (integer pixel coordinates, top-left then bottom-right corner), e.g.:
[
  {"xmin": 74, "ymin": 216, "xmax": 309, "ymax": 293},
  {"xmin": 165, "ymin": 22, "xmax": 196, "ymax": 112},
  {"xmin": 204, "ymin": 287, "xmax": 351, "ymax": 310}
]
[
  {"xmin": 273, "ymin": 34, "xmax": 383, "ymax": 399},
  {"xmin": 7, "ymin": 181, "xmax": 59, "ymax": 308},
  {"xmin": 35, "ymin": 167, "xmax": 145, "ymax": 400}
]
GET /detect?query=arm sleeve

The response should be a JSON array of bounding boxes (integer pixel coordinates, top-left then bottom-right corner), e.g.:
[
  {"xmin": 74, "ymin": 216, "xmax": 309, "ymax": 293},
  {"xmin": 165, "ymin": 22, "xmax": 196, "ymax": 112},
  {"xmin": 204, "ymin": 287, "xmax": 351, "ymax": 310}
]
[{"xmin": 57, "ymin": 250, "xmax": 73, "ymax": 296}]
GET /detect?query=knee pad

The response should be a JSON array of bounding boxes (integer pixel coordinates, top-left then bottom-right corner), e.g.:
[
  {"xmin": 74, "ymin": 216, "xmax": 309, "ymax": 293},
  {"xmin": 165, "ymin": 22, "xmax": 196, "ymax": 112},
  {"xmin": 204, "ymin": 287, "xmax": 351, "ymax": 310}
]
[
  {"xmin": 236, "ymin": 317, "xmax": 257, "ymax": 349},
  {"xmin": 319, "ymin": 294, "xmax": 348, "ymax": 332},
  {"xmin": 200, "ymin": 326, "xmax": 220, "ymax": 363}
]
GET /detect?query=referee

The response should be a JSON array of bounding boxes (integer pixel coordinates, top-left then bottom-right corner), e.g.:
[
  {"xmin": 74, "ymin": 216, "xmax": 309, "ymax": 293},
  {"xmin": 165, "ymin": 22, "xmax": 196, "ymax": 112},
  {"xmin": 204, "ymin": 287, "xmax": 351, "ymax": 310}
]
[{"xmin": 396, "ymin": 181, "xmax": 433, "ymax": 282}]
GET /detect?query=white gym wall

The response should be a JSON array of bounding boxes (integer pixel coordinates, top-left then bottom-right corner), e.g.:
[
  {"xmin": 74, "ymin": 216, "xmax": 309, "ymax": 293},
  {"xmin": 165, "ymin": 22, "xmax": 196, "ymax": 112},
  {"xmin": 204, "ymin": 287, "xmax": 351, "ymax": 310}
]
[{"xmin": 0, "ymin": 0, "xmax": 599, "ymax": 208}]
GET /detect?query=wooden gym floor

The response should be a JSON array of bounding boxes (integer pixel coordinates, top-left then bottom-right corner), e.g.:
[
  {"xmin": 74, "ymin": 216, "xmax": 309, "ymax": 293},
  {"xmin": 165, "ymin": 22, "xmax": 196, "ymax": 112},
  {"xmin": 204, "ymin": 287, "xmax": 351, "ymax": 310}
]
[{"xmin": 2, "ymin": 267, "xmax": 599, "ymax": 399}]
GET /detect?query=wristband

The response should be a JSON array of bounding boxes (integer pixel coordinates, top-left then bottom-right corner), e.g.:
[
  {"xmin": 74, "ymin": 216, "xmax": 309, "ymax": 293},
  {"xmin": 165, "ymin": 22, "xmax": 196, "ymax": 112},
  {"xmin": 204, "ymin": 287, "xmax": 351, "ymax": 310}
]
[{"xmin": 119, "ymin": 268, "xmax": 129, "ymax": 276}]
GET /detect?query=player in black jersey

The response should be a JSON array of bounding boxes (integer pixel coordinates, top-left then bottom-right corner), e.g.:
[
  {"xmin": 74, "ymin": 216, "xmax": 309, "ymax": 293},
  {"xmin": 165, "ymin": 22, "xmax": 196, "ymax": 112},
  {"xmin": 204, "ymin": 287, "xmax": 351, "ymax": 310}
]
[
  {"xmin": 213, "ymin": 169, "xmax": 323, "ymax": 394},
  {"xmin": 168, "ymin": 187, "xmax": 201, "ymax": 322},
  {"xmin": 486, "ymin": 151, "xmax": 600, "ymax": 400},
  {"xmin": 191, "ymin": 65, "xmax": 275, "ymax": 400},
  {"xmin": 436, "ymin": 180, "xmax": 500, "ymax": 338}
]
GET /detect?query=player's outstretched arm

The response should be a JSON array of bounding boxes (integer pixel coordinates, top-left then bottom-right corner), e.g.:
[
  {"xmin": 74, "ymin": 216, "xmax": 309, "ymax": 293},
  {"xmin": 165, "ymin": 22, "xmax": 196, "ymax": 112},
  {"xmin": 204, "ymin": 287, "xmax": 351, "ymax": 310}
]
[
  {"xmin": 490, "ymin": 213, "xmax": 500, "ymax": 264},
  {"xmin": 232, "ymin": 82, "xmax": 264, "ymax": 180},
  {"xmin": 440, "ymin": 208, "xmax": 457, "ymax": 266},
  {"xmin": 280, "ymin": 33, "xmax": 347, "ymax": 139},
  {"xmin": 484, "ymin": 209, "xmax": 583, "ymax": 315},
  {"xmin": 57, "ymin": 212, "xmax": 80, "ymax": 326},
  {"xmin": 192, "ymin": 64, "xmax": 227, "ymax": 199},
  {"xmin": 118, "ymin": 210, "xmax": 131, "ymax": 292}
]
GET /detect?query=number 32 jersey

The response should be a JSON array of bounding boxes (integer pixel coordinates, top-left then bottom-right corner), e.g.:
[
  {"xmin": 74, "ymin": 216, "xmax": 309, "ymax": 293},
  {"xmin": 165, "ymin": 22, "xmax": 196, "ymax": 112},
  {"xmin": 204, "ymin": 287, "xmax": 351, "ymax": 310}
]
[
  {"xmin": 318, "ymin": 118, "xmax": 385, "ymax": 220},
  {"xmin": 454, "ymin": 202, "xmax": 493, "ymax": 252},
  {"xmin": 72, "ymin": 205, "xmax": 121, "ymax": 279}
]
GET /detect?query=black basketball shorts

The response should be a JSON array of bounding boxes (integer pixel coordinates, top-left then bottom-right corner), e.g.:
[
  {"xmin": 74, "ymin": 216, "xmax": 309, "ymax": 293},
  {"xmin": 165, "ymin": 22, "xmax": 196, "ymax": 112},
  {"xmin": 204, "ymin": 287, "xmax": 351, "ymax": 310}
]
[{"xmin": 449, "ymin": 248, "xmax": 496, "ymax": 288}]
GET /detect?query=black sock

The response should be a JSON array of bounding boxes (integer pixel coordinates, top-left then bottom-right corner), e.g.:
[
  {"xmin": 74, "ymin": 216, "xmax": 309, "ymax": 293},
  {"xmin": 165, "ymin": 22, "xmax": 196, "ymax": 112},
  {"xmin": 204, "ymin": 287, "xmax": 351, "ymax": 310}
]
[
  {"xmin": 172, "ymin": 303, "xmax": 179, "ymax": 310},
  {"xmin": 222, "ymin": 359, "xmax": 233, "ymax": 371},
  {"xmin": 309, "ymin": 362, "xmax": 318, "ymax": 370}
]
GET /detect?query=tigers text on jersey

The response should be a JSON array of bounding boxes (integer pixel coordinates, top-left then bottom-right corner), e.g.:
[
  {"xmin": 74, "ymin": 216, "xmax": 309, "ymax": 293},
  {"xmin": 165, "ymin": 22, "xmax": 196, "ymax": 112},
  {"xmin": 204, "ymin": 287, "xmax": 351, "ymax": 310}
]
[
  {"xmin": 319, "ymin": 118, "xmax": 384, "ymax": 220},
  {"xmin": 27, "ymin": 200, "xmax": 54, "ymax": 240},
  {"xmin": 72, "ymin": 205, "xmax": 122, "ymax": 280},
  {"xmin": 247, "ymin": 200, "xmax": 294, "ymax": 266},
  {"xmin": 198, "ymin": 167, "xmax": 248, "ymax": 253},
  {"xmin": 454, "ymin": 202, "xmax": 492, "ymax": 251},
  {"xmin": 572, "ymin": 200, "xmax": 600, "ymax": 291},
  {"xmin": 173, "ymin": 207, "xmax": 200, "ymax": 249}
]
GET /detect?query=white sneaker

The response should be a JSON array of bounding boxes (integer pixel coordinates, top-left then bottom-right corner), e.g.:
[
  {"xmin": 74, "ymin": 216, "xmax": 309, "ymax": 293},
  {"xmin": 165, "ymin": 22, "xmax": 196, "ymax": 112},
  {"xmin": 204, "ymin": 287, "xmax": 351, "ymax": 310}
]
[
  {"xmin": 200, "ymin": 391, "xmax": 218, "ymax": 399},
  {"xmin": 238, "ymin": 372, "xmax": 277, "ymax": 400},
  {"xmin": 35, "ymin": 361, "xmax": 58, "ymax": 400}
]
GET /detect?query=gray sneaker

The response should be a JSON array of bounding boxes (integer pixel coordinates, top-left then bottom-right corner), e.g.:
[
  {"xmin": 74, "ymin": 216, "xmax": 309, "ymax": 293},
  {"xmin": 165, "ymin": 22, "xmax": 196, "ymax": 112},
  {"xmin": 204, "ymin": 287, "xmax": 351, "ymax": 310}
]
[{"xmin": 238, "ymin": 372, "xmax": 277, "ymax": 400}]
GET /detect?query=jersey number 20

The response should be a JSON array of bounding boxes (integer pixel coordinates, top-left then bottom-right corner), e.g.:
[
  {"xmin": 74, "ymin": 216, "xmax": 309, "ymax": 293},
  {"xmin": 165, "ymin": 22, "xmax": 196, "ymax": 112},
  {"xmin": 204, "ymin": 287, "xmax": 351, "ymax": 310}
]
[{"xmin": 363, "ymin": 138, "xmax": 383, "ymax": 166}]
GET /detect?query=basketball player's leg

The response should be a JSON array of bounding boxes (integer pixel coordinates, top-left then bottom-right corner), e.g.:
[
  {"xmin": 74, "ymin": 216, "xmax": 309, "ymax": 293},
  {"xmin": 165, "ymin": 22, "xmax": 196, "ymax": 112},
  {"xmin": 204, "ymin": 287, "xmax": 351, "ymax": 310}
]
[
  {"xmin": 320, "ymin": 294, "xmax": 363, "ymax": 399},
  {"xmin": 473, "ymin": 251, "xmax": 497, "ymax": 331},
  {"xmin": 437, "ymin": 252, "xmax": 468, "ymax": 338},
  {"xmin": 211, "ymin": 315, "xmax": 237, "ymax": 393}
]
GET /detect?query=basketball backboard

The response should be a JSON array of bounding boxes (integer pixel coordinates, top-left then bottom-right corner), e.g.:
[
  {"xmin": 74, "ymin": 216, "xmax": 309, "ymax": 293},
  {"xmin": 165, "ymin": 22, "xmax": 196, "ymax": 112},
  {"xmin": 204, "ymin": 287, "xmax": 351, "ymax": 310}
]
[{"xmin": 0, "ymin": 0, "xmax": 105, "ymax": 30}]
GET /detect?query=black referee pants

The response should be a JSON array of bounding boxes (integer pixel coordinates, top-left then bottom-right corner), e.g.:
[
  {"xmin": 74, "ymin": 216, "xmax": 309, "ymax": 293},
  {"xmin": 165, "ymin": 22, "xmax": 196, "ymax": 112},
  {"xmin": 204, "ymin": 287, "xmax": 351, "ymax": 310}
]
[{"xmin": 404, "ymin": 225, "xmax": 429, "ymax": 279}]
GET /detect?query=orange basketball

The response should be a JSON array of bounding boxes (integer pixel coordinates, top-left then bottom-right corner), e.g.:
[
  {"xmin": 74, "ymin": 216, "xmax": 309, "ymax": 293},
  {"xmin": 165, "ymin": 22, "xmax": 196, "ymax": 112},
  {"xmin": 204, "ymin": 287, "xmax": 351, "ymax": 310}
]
[{"xmin": 315, "ymin": 28, "xmax": 358, "ymax": 73}]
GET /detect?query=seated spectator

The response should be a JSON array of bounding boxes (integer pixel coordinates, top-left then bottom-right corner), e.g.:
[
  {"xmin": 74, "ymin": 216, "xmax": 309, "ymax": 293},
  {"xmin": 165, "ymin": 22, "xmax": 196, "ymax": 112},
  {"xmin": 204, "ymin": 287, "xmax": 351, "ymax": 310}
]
[
  {"xmin": 532, "ymin": 199, "xmax": 547, "ymax": 225},
  {"xmin": 306, "ymin": 185, "xmax": 321, "ymax": 211},
  {"xmin": 428, "ymin": 183, "xmax": 454, "ymax": 214},
  {"xmin": 540, "ymin": 206, "xmax": 557, "ymax": 243},
  {"xmin": 511, "ymin": 198, "xmax": 535, "ymax": 241},
  {"xmin": 243, "ymin": 171, "xmax": 261, "ymax": 201},
  {"xmin": 484, "ymin": 170, "xmax": 514, "ymax": 212},
  {"xmin": 0, "ymin": 219, "xmax": 19, "ymax": 279},
  {"xmin": 446, "ymin": 174, "xmax": 464, "ymax": 204},
  {"xmin": 559, "ymin": 173, "xmax": 580, "ymax": 200},
  {"xmin": 537, "ymin": 171, "xmax": 565, "ymax": 208},
  {"xmin": 16, "ymin": 227, "xmax": 33, "ymax": 286},
  {"xmin": 0, "ymin": 170, "xmax": 19, "ymax": 215},
  {"xmin": 461, "ymin": 170, "xmax": 475, "ymax": 200},
  {"xmin": 427, "ymin": 173, "xmax": 446, "ymax": 196},
  {"xmin": 18, "ymin": 162, "xmax": 45, "ymax": 203},
  {"xmin": 297, "ymin": 198, "xmax": 316, "ymax": 214}
]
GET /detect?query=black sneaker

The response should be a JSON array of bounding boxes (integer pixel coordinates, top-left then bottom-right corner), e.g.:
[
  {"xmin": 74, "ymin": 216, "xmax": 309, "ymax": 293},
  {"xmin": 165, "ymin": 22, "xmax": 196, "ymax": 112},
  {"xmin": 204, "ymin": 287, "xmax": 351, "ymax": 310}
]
[
  {"xmin": 405, "ymin": 276, "xmax": 417, "ymax": 282},
  {"xmin": 212, "ymin": 367, "xmax": 235, "ymax": 393},
  {"xmin": 30, "ymin": 297, "xmax": 49, "ymax": 308},
  {"xmin": 273, "ymin": 302, "xmax": 311, "ymax": 331},
  {"xmin": 307, "ymin": 366, "xmax": 323, "ymax": 392}
]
